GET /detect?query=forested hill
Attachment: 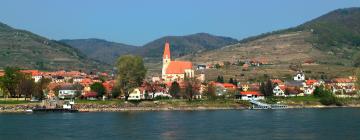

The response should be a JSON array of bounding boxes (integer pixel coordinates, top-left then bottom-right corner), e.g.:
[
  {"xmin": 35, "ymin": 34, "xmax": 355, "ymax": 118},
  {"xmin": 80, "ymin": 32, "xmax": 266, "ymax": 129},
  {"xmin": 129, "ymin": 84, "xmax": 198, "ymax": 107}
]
[{"xmin": 0, "ymin": 22, "xmax": 106, "ymax": 70}]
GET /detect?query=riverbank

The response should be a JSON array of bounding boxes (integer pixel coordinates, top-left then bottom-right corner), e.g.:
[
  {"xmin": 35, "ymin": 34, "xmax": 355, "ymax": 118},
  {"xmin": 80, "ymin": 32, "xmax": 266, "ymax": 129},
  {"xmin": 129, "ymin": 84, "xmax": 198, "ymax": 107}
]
[{"xmin": 1, "ymin": 99, "xmax": 360, "ymax": 113}]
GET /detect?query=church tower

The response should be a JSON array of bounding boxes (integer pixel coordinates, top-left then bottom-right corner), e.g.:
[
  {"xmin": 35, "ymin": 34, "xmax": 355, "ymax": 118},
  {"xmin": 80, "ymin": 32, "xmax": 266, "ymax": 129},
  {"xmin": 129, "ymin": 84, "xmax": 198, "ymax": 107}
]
[{"xmin": 162, "ymin": 41, "xmax": 171, "ymax": 79}]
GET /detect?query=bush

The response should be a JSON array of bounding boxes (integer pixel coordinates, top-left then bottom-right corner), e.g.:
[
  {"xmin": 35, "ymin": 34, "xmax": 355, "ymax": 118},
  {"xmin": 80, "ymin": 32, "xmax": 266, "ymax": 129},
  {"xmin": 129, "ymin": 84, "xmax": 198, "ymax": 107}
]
[{"xmin": 319, "ymin": 95, "xmax": 336, "ymax": 105}]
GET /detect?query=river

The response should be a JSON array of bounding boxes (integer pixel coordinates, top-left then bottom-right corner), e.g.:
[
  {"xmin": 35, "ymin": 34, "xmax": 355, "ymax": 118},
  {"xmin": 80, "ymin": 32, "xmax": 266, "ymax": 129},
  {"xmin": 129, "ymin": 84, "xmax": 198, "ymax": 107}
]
[{"xmin": 0, "ymin": 108, "xmax": 360, "ymax": 140}]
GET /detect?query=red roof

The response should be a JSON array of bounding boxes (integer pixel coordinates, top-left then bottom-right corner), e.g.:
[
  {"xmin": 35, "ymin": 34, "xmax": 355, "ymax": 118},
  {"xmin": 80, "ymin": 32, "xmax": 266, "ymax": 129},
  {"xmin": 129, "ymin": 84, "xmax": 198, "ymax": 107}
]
[
  {"xmin": 271, "ymin": 79, "xmax": 283, "ymax": 84},
  {"xmin": 240, "ymin": 91, "xmax": 263, "ymax": 96},
  {"xmin": 163, "ymin": 41, "xmax": 171, "ymax": 59},
  {"xmin": 84, "ymin": 92, "xmax": 97, "ymax": 97},
  {"xmin": 21, "ymin": 70, "xmax": 41, "ymax": 76},
  {"xmin": 333, "ymin": 78, "xmax": 353, "ymax": 83},
  {"xmin": 306, "ymin": 79, "xmax": 318, "ymax": 85},
  {"xmin": 216, "ymin": 82, "xmax": 236, "ymax": 89},
  {"xmin": 166, "ymin": 61, "xmax": 192, "ymax": 74}
]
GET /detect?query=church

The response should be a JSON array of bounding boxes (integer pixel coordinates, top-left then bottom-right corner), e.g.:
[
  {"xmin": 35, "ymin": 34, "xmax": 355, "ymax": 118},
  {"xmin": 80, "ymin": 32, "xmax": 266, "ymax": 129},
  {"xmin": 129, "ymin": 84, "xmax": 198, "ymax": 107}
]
[{"xmin": 162, "ymin": 41, "xmax": 194, "ymax": 82}]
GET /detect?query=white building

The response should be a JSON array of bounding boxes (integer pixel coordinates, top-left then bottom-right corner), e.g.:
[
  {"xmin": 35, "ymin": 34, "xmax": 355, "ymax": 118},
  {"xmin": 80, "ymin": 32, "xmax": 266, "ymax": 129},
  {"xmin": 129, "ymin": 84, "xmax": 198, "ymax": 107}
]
[
  {"xmin": 294, "ymin": 71, "xmax": 305, "ymax": 81},
  {"xmin": 236, "ymin": 91, "xmax": 265, "ymax": 101},
  {"xmin": 128, "ymin": 88, "xmax": 145, "ymax": 100},
  {"xmin": 58, "ymin": 90, "xmax": 76, "ymax": 99},
  {"xmin": 273, "ymin": 85, "xmax": 286, "ymax": 96}
]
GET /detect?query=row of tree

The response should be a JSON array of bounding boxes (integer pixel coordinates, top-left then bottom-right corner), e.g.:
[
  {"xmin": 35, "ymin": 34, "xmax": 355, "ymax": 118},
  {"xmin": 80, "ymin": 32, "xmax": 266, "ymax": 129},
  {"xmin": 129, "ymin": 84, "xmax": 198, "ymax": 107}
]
[{"xmin": 0, "ymin": 67, "xmax": 50, "ymax": 100}]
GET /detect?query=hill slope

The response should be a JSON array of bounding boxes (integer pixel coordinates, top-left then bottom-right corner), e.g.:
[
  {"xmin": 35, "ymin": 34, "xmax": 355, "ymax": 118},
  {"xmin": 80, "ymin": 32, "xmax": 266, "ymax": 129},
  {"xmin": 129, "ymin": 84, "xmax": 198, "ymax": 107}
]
[
  {"xmin": 60, "ymin": 39, "xmax": 137, "ymax": 64},
  {"xmin": 0, "ymin": 22, "xmax": 105, "ymax": 70},
  {"xmin": 182, "ymin": 7, "xmax": 360, "ymax": 67}
]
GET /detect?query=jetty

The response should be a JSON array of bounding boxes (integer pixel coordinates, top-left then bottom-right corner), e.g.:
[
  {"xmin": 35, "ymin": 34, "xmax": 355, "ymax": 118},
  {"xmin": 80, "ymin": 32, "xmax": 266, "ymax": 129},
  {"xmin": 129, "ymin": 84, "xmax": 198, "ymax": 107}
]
[{"xmin": 249, "ymin": 100, "xmax": 287, "ymax": 109}]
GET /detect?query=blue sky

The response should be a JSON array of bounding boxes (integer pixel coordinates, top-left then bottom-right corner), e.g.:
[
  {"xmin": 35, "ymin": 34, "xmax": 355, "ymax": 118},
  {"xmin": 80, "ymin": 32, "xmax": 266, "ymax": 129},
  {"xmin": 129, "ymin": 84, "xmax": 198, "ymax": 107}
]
[{"xmin": 1, "ymin": 0, "xmax": 360, "ymax": 46}]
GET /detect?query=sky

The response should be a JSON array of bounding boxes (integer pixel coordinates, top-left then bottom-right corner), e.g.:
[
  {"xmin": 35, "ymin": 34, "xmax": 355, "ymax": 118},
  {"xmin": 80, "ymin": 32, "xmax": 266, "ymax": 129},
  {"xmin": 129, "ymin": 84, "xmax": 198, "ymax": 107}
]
[{"xmin": 1, "ymin": 0, "xmax": 360, "ymax": 46}]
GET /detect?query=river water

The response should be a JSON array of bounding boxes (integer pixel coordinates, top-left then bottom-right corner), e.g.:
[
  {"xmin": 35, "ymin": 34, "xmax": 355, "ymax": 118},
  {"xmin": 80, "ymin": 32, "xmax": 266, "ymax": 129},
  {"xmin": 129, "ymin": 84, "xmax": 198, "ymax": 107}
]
[{"xmin": 0, "ymin": 108, "xmax": 360, "ymax": 140}]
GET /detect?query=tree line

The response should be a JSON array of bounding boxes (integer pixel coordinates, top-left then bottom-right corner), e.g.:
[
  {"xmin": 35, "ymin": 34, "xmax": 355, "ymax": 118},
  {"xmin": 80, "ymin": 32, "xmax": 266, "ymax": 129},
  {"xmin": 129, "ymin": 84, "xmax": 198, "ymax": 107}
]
[{"xmin": 0, "ymin": 67, "xmax": 50, "ymax": 100}]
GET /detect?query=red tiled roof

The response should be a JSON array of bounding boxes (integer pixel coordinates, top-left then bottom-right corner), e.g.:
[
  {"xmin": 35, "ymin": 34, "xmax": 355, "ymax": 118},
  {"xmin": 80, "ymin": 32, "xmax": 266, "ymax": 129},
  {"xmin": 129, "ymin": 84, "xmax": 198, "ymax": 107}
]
[
  {"xmin": 215, "ymin": 82, "xmax": 236, "ymax": 89},
  {"xmin": 333, "ymin": 78, "xmax": 353, "ymax": 83},
  {"xmin": 163, "ymin": 41, "xmax": 171, "ymax": 59},
  {"xmin": 306, "ymin": 79, "xmax": 318, "ymax": 85},
  {"xmin": 166, "ymin": 61, "xmax": 192, "ymax": 74},
  {"xmin": 21, "ymin": 70, "xmax": 41, "ymax": 76},
  {"xmin": 240, "ymin": 91, "xmax": 263, "ymax": 96}
]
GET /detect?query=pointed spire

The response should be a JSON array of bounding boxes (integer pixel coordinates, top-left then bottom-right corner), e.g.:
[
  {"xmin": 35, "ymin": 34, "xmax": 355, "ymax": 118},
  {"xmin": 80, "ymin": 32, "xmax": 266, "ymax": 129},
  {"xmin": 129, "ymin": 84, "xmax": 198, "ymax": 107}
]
[{"xmin": 163, "ymin": 41, "xmax": 171, "ymax": 59}]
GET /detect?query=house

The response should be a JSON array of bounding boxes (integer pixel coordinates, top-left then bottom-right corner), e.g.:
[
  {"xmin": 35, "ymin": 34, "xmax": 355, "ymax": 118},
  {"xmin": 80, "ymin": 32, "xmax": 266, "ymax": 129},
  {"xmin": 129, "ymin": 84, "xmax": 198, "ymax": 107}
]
[
  {"xmin": 236, "ymin": 91, "xmax": 264, "ymax": 100},
  {"xmin": 162, "ymin": 41, "xmax": 194, "ymax": 82},
  {"xmin": 21, "ymin": 70, "xmax": 43, "ymax": 82},
  {"xmin": 197, "ymin": 64, "xmax": 207, "ymax": 70},
  {"xmin": 83, "ymin": 92, "xmax": 98, "ymax": 100},
  {"xmin": 58, "ymin": 85, "xmax": 77, "ymax": 99},
  {"xmin": 303, "ymin": 79, "xmax": 318, "ymax": 95},
  {"xmin": 52, "ymin": 76, "xmax": 65, "ymax": 83},
  {"xmin": 273, "ymin": 85, "xmax": 286, "ymax": 96},
  {"xmin": 212, "ymin": 82, "xmax": 236, "ymax": 96},
  {"xmin": 331, "ymin": 77, "xmax": 357, "ymax": 94},
  {"xmin": 128, "ymin": 88, "xmax": 146, "ymax": 100},
  {"xmin": 285, "ymin": 81, "xmax": 305, "ymax": 96},
  {"xmin": 293, "ymin": 71, "xmax": 305, "ymax": 81},
  {"xmin": 73, "ymin": 77, "xmax": 84, "ymax": 83}
]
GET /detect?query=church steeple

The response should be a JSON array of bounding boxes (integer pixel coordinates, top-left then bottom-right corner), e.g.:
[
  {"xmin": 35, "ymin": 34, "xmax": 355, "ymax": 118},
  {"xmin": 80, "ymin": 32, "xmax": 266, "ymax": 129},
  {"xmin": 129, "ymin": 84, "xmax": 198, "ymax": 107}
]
[
  {"xmin": 163, "ymin": 41, "xmax": 171, "ymax": 59},
  {"xmin": 162, "ymin": 41, "xmax": 171, "ymax": 80}
]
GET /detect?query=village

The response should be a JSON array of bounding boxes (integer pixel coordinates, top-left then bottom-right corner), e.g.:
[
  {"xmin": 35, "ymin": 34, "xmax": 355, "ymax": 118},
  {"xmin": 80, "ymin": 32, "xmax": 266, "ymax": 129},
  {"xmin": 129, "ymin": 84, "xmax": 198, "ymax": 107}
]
[{"xmin": 0, "ymin": 42, "xmax": 359, "ymax": 109}]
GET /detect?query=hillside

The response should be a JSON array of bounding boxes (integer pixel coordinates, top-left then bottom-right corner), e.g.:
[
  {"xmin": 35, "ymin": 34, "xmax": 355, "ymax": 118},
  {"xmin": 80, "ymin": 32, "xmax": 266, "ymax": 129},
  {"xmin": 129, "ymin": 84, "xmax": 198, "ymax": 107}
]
[
  {"xmin": 138, "ymin": 33, "xmax": 238, "ymax": 62},
  {"xmin": 182, "ymin": 7, "xmax": 360, "ymax": 67},
  {"xmin": 60, "ymin": 39, "xmax": 137, "ymax": 64},
  {"xmin": 62, "ymin": 33, "xmax": 238, "ymax": 63},
  {"xmin": 0, "ymin": 22, "xmax": 106, "ymax": 71}
]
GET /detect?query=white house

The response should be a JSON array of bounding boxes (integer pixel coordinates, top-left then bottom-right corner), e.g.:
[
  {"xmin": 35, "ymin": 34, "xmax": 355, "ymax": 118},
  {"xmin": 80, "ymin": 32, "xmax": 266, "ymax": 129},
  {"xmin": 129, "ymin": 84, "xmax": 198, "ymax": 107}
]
[
  {"xmin": 273, "ymin": 85, "xmax": 286, "ymax": 96},
  {"xmin": 294, "ymin": 71, "xmax": 305, "ymax": 81},
  {"xmin": 236, "ymin": 91, "xmax": 265, "ymax": 101},
  {"xmin": 58, "ymin": 90, "xmax": 76, "ymax": 99},
  {"xmin": 128, "ymin": 88, "xmax": 146, "ymax": 100}
]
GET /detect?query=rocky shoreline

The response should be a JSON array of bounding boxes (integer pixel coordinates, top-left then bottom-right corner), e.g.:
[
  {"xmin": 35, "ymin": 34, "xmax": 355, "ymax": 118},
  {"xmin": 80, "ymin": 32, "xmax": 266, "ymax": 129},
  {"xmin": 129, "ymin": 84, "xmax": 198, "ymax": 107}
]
[{"xmin": 1, "ymin": 103, "xmax": 360, "ymax": 113}]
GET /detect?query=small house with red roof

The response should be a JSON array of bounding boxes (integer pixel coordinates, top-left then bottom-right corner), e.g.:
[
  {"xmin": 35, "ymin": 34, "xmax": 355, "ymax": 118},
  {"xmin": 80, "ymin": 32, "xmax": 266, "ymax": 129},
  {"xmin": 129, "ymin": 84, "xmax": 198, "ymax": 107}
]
[
  {"xmin": 162, "ymin": 42, "xmax": 194, "ymax": 82},
  {"xmin": 273, "ymin": 85, "xmax": 286, "ymax": 96}
]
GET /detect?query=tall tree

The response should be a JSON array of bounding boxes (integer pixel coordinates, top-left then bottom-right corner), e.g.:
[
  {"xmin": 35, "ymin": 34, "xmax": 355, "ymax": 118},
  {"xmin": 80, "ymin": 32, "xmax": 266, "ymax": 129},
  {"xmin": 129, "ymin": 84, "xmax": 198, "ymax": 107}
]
[
  {"xmin": 205, "ymin": 83, "xmax": 217, "ymax": 100},
  {"xmin": 169, "ymin": 81, "xmax": 181, "ymax": 98},
  {"xmin": 183, "ymin": 78, "xmax": 200, "ymax": 101},
  {"xmin": 17, "ymin": 74, "xmax": 35, "ymax": 100},
  {"xmin": 90, "ymin": 82, "xmax": 106, "ymax": 98},
  {"xmin": 115, "ymin": 55, "xmax": 147, "ymax": 100},
  {"xmin": 260, "ymin": 80, "xmax": 274, "ymax": 97}
]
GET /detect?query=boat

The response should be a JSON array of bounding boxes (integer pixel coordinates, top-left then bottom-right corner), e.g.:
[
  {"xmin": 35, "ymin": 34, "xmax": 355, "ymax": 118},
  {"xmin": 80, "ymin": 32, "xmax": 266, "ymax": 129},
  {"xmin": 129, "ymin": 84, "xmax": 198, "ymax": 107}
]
[{"xmin": 32, "ymin": 108, "xmax": 78, "ymax": 113}]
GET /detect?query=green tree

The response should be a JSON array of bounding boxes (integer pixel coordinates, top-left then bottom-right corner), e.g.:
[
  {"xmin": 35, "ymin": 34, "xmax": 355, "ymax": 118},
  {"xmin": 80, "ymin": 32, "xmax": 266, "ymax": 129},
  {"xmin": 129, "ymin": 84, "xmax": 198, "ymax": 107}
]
[
  {"xmin": 72, "ymin": 83, "xmax": 84, "ymax": 98},
  {"xmin": 90, "ymin": 82, "xmax": 106, "ymax": 98},
  {"xmin": 169, "ymin": 81, "xmax": 181, "ymax": 98},
  {"xmin": 260, "ymin": 80, "xmax": 273, "ymax": 97},
  {"xmin": 116, "ymin": 55, "xmax": 147, "ymax": 100},
  {"xmin": 229, "ymin": 78, "xmax": 234, "ymax": 84},
  {"xmin": 0, "ymin": 67, "xmax": 23, "ymax": 98},
  {"xmin": 216, "ymin": 76, "xmax": 224, "ymax": 83},
  {"xmin": 111, "ymin": 86, "xmax": 121, "ymax": 98}
]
